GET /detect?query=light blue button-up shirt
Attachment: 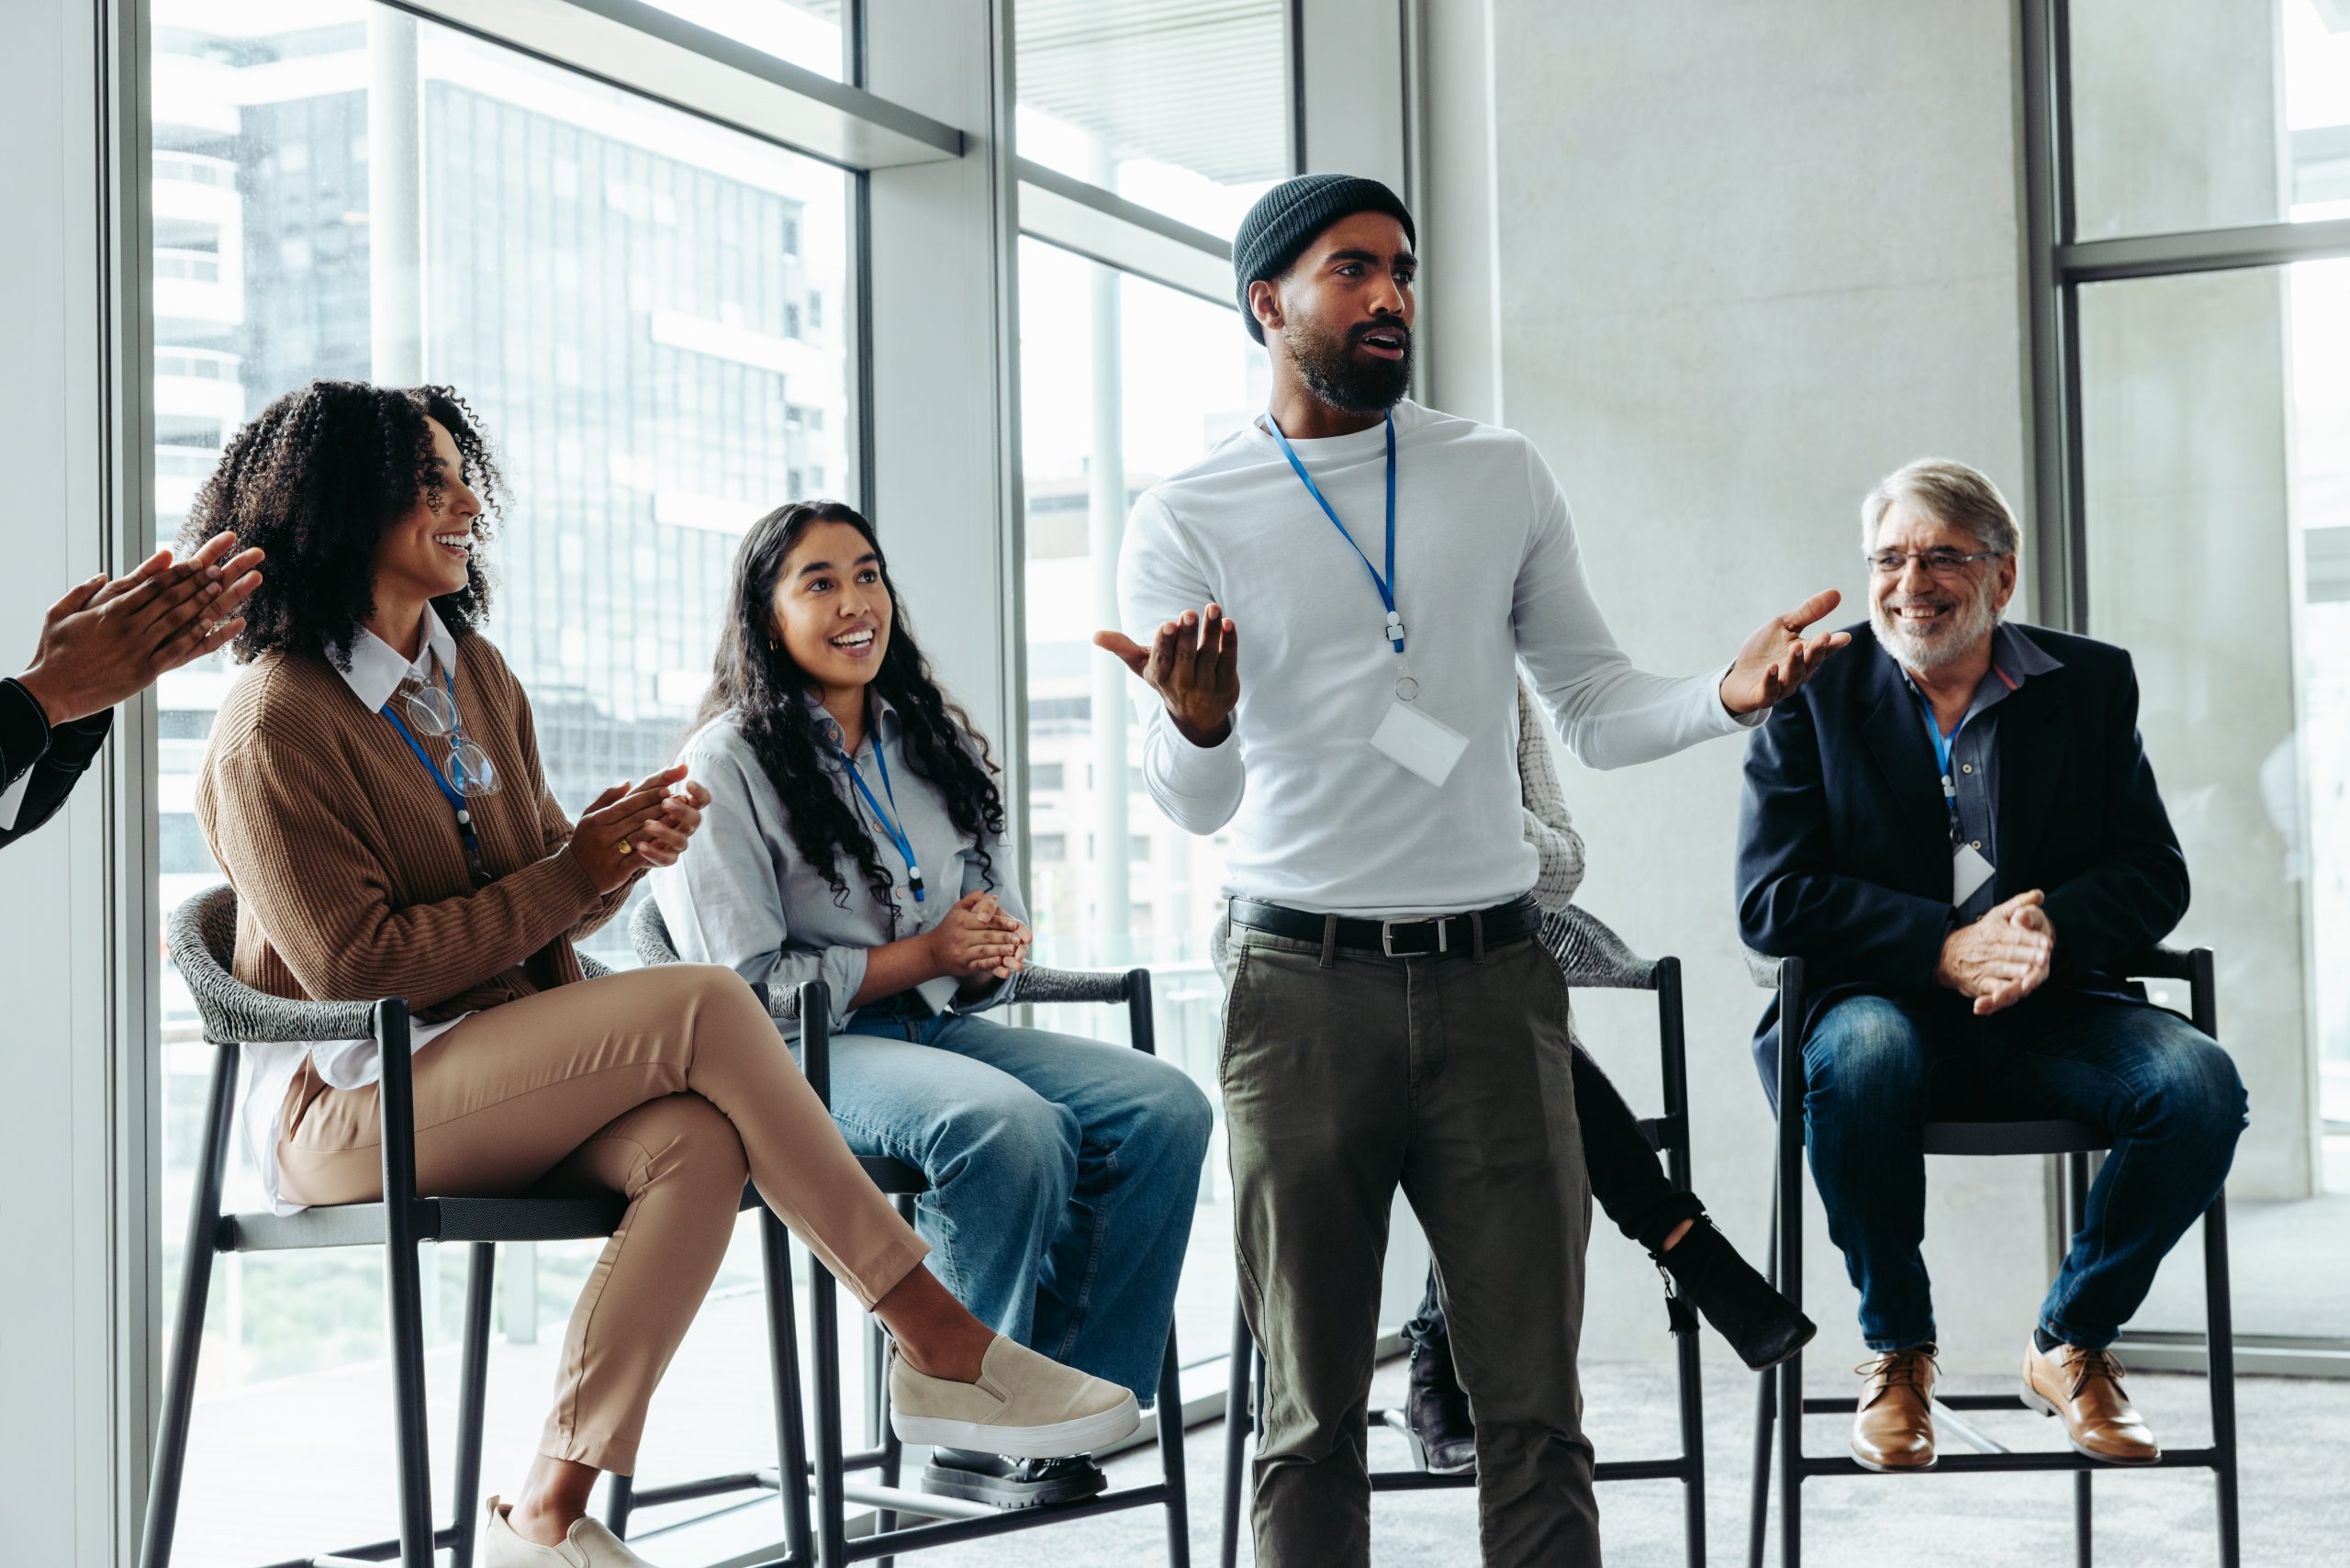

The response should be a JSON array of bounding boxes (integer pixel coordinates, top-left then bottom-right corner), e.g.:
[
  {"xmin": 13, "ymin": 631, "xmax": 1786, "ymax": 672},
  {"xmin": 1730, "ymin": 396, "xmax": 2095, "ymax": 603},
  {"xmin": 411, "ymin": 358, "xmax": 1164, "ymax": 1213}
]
[
  {"xmin": 652, "ymin": 695, "xmax": 1023, "ymax": 1036},
  {"xmin": 1894, "ymin": 622, "xmax": 2065, "ymax": 921}
]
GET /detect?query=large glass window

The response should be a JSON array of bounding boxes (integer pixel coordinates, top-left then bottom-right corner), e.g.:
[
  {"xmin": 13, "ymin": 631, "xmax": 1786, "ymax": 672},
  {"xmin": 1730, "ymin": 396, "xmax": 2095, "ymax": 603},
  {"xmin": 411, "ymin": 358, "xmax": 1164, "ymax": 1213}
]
[
  {"xmin": 2070, "ymin": 0, "xmax": 2350, "ymax": 240},
  {"xmin": 1015, "ymin": 0, "xmax": 1290, "ymax": 240},
  {"xmin": 638, "ymin": 0, "xmax": 850, "ymax": 80},
  {"xmin": 2076, "ymin": 259, "xmax": 2350, "ymax": 1340},
  {"xmin": 2051, "ymin": 0, "xmax": 2350, "ymax": 1363},
  {"xmin": 151, "ymin": 5, "xmax": 853, "ymax": 1553},
  {"xmin": 1017, "ymin": 236, "xmax": 1268, "ymax": 1361}
]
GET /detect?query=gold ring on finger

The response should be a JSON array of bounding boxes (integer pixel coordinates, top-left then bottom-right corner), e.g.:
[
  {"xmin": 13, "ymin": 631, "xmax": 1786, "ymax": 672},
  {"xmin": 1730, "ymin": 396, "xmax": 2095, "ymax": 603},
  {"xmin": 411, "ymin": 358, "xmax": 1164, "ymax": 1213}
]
[{"xmin": 618, "ymin": 839, "xmax": 634, "ymax": 856}]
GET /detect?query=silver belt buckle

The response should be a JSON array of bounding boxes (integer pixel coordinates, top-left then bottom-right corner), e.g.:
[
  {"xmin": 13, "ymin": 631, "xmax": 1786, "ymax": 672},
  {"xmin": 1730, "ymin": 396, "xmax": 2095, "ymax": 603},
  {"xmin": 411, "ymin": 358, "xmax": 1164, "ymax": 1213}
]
[{"xmin": 1381, "ymin": 918, "xmax": 1449, "ymax": 958}]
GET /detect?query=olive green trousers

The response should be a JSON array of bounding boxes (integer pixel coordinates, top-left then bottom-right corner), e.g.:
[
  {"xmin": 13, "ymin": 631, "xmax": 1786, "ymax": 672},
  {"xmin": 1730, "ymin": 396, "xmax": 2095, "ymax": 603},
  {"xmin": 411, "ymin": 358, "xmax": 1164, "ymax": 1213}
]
[{"xmin": 1221, "ymin": 922, "xmax": 1598, "ymax": 1567}]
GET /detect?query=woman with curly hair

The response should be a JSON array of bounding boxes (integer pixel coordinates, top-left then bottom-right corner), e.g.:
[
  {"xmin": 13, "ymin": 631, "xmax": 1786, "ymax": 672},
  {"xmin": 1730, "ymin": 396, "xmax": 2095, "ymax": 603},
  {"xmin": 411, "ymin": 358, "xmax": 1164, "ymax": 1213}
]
[
  {"xmin": 188, "ymin": 381, "xmax": 1138, "ymax": 1568},
  {"xmin": 651, "ymin": 501, "xmax": 1213, "ymax": 1510}
]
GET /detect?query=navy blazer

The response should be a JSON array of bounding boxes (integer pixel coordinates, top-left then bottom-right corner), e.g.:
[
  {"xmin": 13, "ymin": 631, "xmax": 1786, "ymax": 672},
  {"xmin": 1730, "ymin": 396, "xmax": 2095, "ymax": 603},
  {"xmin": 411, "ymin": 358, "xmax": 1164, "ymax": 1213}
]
[{"xmin": 1734, "ymin": 622, "xmax": 2188, "ymax": 1100}]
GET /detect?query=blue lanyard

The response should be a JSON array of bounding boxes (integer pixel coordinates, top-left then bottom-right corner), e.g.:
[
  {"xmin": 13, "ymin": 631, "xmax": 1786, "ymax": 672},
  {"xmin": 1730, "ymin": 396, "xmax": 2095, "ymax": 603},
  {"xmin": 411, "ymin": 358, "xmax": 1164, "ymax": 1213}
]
[
  {"xmin": 1267, "ymin": 413, "xmax": 1404, "ymax": 654},
  {"xmin": 381, "ymin": 669, "xmax": 490, "ymax": 885},
  {"xmin": 1910, "ymin": 686, "xmax": 1965, "ymax": 847},
  {"xmin": 842, "ymin": 736, "xmax": 924, "ymax": 902}
]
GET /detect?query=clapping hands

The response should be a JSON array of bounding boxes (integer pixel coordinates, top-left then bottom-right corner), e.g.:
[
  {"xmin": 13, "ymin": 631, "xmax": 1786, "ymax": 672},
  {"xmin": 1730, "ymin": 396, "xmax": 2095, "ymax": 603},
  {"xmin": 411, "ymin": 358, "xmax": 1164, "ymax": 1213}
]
[
  {"xmin": 17, "ymin": 531, "xmax": 265, "ymax": 725},
  {"xmin": 568, "ymin": 765, "xmax": 711, "ymax": 891}
]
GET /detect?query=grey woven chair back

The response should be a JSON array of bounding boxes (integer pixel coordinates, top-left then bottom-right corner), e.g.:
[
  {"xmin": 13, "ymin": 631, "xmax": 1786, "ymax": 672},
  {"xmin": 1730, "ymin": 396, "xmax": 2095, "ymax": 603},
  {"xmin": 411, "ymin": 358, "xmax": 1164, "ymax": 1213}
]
[
  {"xmin": 1540, "ymin": 905, "xmax": 1659, "ymax": 991},
  {"xmin": 170, "ymin": 884, "xmax": 375, "ymax": 1045},
  {"xmin": 631, "ymin": 895, "xmax": 682, "ymax": 968}
]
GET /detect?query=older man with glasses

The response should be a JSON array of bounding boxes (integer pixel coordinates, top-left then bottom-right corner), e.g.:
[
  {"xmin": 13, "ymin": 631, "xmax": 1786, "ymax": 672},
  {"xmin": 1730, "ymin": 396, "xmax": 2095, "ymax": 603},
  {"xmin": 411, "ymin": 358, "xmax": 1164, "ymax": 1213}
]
[{"xmin": 1735, "ymin": 458, "xmax": 2248, "ymax": 1475}]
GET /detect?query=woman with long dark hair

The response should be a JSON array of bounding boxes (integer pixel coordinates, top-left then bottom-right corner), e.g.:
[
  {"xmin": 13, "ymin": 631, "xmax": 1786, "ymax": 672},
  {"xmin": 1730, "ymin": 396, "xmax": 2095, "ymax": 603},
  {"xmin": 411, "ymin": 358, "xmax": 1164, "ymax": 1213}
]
[
  {"xmin": 190, "ymin": 383, "xmax": 1139, "ymax": 1568},
  {"xmin": 654, "ymin": 500, "xmax": 1213, "ymax": 1509}
]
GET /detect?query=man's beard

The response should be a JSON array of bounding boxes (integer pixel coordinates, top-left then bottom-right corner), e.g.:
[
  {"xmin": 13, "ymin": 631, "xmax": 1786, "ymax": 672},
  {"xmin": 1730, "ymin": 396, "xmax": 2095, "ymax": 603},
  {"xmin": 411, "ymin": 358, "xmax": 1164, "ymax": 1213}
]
[
  {"xmin": 1286, "ymin": 314, "xmax": 1413, "ymax": 415},
  {"xmin": 1872, "ymin": 582, "xmax": 1999, "ymax": 670}
]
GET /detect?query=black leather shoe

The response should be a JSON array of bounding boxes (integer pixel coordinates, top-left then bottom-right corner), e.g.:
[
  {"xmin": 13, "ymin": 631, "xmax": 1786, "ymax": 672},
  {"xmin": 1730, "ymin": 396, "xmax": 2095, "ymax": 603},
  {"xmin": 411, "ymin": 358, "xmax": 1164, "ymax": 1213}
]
[
  {"xmin": 1659, "ymin": 1215, "xmax": 1817, "ymax": 1371},
  {"xmin": 1403, "ymin": 1347, "xmax": 1477, "ymax": 1475},
  {"xmin": 921, "ymin": 1449, "xmax": 1108, "ymax": 1509}
]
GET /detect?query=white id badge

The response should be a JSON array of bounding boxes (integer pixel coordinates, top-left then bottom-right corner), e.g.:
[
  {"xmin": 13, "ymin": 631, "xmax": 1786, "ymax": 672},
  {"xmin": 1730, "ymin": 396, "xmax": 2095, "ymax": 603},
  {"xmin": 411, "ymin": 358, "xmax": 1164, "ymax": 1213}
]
[
  {"xmin": 1371, "ymin": 700, "xmax": 1469, "ymax": 787},
  {"xmin": 1952, "ymin": 844, "xmax": 1996, "ymax": 906}
]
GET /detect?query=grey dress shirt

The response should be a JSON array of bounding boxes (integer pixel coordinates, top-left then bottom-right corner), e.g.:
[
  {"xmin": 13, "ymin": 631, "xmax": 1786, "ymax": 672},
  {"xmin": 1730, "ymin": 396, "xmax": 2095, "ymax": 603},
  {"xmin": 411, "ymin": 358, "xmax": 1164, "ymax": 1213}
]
[
  {"xmin": 1892, "ymin": 622, "xmax": 2065, "ymax": 921},
  {"xmin": 653, "ymin": 697, "xmax": 1022, "ymax": 1036}
]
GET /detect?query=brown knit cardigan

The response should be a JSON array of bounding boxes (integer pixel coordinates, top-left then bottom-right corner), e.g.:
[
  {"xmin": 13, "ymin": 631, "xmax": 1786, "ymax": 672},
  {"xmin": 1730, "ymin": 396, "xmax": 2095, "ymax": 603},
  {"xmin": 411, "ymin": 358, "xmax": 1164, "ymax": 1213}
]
[{"xmin": 196, "ymin": 633, "xmax": 637, "ymax": 1023}]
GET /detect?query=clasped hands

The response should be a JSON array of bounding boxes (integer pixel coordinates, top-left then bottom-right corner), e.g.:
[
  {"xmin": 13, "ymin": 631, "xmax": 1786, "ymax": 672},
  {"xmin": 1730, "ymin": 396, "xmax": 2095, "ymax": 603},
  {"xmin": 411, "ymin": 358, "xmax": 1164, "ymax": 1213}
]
[
  {"xmin": 1936, "ymin": 890, "xmax": 2057, "ymax": 1017},
  {"xmin": 926, "ymin": 890, "xmax": 1032, "ymax": 989}
]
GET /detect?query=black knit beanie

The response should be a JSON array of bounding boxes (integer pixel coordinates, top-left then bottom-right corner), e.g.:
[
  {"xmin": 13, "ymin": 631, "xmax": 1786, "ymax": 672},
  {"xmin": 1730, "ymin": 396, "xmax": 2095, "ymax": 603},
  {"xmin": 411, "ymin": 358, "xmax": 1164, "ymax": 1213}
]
[{"xmin": 1233, "ymin": 174, "xmax": 1416, "ymax": 343}]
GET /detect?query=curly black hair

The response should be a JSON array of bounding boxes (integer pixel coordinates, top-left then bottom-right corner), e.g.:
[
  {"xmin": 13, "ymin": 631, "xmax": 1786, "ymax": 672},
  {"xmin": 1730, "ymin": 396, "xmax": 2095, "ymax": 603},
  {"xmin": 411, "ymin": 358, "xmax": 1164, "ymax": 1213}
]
[
  {"xmin": 693, "ymin": 500, "xmax": 1007, "ymax": 911},
  {"xmin": 181, "ymin": 380, "xmax": 504, "ymax": 667}
]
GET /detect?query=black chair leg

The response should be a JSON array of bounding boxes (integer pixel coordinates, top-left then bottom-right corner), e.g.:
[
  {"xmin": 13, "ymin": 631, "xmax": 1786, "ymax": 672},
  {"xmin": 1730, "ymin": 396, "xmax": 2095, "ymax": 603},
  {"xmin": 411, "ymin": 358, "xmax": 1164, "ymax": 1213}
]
[
  {"xmin": 452, "ymin": 1243, "xmax": 497, "ymax": 1568},
  {"xmin": 2205, "ymin": 1196, "xmax": 2241, "ymax": 1568},
  {"xmin": 762, "ymin": 1213, "xmax": 813, "ymax": 1566},
  {"xmin": 1220, "ymin": 1294, "xmax": 1252, "ymax": 1568},
  {"xmin": 875, "ymin": 1383, "xmax": 902, "ymax": 1568},
  {"xmin": 811, "ymin": 1251, "xmax": 849, "ymax": 1568},
  {"xmin": 1748, "ymin": 1368, "xmax": 1774, "ymax": 1568},
  {"xmin": 1157, "ymin": 1326, "xmax": 1192, "ymax": 1568},
  {"xmin": 1676, "ymin": 1271, "xmax": 1707, "ymax": 1567},
  {"xmin": 873, "ymin": 1194, "xmax": 914, "ymax": 1568},
  {"xmin": 1747, "ymin": 1206, "xmax": 1776, "ymax": 1568},
  {"xmin": 382, "ymin": 1237, "xmax": 435, "ymax": 1568},
  {"xmin": 2063, "ymin": 1151, "xmax": 2092, "ymax": 1568},
  {"xmin": 867, "ymin": 1312, "xmax": 889, "ymax": 1450},
  {"xmin": 140, "ymin": 1047, "xmax": 239, "ymax": 1568},
  {"xmin": 1769, "ymin": 969, "xmax": 1812, "ymax": 1568},
  {"xmin": 603, "ymin": 1474, "xmax": 635, "ymax": 1540}
]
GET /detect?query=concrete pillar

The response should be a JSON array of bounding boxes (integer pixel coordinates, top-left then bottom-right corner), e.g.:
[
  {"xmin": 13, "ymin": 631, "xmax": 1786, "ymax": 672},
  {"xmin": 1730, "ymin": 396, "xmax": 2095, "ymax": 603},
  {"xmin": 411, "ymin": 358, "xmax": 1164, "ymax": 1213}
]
[{"xmin": 1426, "ymin": 0, "xmax": 2039, "ymax": 1372}]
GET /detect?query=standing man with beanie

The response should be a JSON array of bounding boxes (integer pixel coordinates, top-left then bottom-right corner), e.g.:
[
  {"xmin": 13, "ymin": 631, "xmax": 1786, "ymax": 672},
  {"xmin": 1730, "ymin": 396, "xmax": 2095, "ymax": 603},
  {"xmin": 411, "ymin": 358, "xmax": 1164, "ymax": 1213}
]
[{"xmin": 1097, "ymin": 174, "xmax": 1851, "ymax": 1566}]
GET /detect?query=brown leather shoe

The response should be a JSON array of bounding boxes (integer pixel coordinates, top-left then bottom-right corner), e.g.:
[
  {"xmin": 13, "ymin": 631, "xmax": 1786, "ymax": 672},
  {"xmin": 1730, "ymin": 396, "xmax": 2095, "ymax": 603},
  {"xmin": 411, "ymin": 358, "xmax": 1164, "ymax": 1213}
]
[
  {"xmin": 1850, "ymin": 1345, "xmax": 1938, "ymax": 1472},
  {"xmin": 2021, "ymin": 1338, "xmax": 2160, "ymax": 1464}
]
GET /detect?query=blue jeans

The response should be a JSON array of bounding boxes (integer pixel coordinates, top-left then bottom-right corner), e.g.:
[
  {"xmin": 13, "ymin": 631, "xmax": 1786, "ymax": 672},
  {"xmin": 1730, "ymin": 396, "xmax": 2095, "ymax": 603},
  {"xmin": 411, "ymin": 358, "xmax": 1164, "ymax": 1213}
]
[
  {"xmin": 833, "ymin": 1002, "xmax": 1214, "ymax": 1402},
  {"xmin": 1802, "ymin": 993, "xmax": 2246, "ymax": 1351}
]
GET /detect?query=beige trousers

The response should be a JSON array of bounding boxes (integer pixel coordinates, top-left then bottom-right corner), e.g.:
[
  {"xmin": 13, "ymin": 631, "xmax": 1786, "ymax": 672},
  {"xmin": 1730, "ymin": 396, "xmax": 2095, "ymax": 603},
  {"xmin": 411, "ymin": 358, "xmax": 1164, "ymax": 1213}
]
[{"xmin": 275, "ymin": 964, "xmax": 928, "ymax": 1473}]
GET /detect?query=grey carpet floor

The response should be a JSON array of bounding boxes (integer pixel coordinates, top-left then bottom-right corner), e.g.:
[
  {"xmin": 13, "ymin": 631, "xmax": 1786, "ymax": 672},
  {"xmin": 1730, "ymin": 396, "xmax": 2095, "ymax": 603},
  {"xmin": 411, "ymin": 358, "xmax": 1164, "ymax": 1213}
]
[{"xmin": 930, "ymin": 1355, "xmax": 2348, "ymax": 1568}]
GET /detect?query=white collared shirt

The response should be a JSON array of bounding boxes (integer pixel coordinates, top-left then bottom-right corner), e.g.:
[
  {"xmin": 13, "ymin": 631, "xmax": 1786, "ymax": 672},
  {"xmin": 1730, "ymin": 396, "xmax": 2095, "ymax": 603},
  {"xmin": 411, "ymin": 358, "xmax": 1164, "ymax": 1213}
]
[{"xmin": 240, "ymin": 608, "xmax": 475, "ymax": 1213}]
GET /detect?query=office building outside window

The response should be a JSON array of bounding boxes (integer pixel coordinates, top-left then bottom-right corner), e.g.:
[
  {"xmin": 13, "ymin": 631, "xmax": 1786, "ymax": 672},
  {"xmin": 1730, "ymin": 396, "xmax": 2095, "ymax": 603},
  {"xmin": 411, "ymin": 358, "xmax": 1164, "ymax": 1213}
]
[{"xmin": 150, "ymin": 8, "xmax": 854, "ymax": 1539}]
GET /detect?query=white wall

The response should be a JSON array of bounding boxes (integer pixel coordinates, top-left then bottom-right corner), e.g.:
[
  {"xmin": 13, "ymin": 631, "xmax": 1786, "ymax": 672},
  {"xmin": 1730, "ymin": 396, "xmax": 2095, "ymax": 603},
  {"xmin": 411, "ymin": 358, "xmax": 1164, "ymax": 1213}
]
[
  {"xmin": 1424, "ymin": 0, "xmax": 2049, "ymax": 1373},
  {"xmin": 0, "ymin": 3, "xmax": 134, "ymax": 1563}
]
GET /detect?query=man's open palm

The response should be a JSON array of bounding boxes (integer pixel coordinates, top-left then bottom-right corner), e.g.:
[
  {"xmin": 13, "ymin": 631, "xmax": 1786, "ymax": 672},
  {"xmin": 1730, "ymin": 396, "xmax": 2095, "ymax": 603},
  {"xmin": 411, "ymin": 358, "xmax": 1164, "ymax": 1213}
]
[
  {"xmin": 1720, "ymin": 588, "xmax": 1852, "ymax": 716},
  {"xmin": 1094, "ymin": 604, "xmax": 1240, "ymax": 747}
]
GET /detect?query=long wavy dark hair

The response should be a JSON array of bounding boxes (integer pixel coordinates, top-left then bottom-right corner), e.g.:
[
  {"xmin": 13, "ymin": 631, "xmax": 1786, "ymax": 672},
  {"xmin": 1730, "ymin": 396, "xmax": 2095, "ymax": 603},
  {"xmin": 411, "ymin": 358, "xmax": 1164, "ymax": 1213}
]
[
  {"xmin": 180, "ymin": 380, "xmax": 503, "ymax": 668},
  {"xmin": 695, "ymin": 500, "xmax": 1005, "ymax": 909}
]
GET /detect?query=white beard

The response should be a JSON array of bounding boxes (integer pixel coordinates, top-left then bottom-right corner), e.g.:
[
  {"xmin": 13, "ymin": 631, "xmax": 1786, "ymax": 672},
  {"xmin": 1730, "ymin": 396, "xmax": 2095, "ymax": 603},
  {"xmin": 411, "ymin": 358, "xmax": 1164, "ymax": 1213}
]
[{"xmin": 1872, "ymin": 588, "xmax": 1999, "ymax": 670}]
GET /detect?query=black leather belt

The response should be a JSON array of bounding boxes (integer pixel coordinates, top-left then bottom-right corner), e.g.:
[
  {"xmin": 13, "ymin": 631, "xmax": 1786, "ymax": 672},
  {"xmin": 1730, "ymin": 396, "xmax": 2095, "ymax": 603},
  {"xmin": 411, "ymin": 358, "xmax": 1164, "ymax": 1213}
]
[{"xmin": 1228, "ymin": 896, "xmax": 1541, "ymax": 958}]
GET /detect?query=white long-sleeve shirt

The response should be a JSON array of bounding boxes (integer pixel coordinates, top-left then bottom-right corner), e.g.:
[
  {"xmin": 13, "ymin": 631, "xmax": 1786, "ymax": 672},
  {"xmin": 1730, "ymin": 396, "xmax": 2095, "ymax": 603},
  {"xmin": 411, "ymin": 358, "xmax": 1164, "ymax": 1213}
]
[{"xmin": 1116, "ymin": 398, "xmax": 1755, "ymax": 916}]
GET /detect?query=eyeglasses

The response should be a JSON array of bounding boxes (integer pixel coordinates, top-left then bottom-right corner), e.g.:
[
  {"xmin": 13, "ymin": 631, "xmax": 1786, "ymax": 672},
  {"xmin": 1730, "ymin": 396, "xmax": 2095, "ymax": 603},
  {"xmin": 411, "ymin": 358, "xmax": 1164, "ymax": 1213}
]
[
  {"xmin": 394, "ymin": 679, "xmax": 501, "ymax": 797},
  {"xmin": 1865, "ymin": 547, "xmax": 2007, "ymax": 578}
]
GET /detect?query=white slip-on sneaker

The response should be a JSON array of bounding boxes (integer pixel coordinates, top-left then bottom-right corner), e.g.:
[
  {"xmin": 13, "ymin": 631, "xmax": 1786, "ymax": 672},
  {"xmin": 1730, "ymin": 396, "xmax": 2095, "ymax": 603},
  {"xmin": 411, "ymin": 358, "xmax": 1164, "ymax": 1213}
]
[
  {"xmin": 889, "ymin": 1336, "xmax": 1140, "ymax": 1459},
  {"xmin": 483, "ymin": 1494, "xmax": 662, "ymax": 1567}
]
